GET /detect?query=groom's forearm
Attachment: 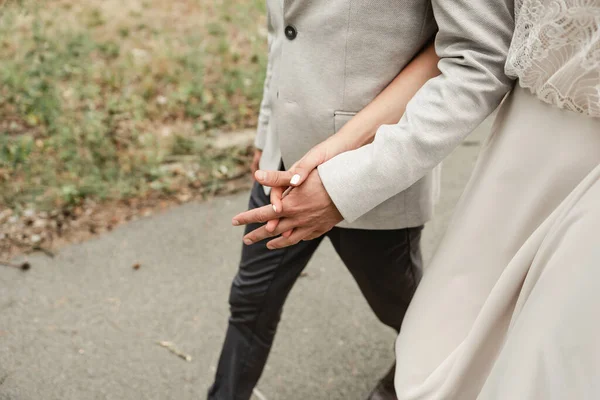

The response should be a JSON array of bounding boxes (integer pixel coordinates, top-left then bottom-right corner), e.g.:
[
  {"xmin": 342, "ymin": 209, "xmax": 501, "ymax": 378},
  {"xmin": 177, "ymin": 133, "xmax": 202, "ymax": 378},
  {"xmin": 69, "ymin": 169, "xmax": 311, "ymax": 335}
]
[
  {"xmin": 330, "ymin": 42, "xmax": 440, "ymax": 153},
  {"xmin": 319, "ymin": 0, "xmax": 516, "ymax": 224}
]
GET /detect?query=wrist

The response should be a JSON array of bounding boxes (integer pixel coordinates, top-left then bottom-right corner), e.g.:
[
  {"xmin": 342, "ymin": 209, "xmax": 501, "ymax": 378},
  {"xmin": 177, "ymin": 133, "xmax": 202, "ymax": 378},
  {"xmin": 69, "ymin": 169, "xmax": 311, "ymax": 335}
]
[
  {"xmin": 319, "ymin": 135, "xmax": 353, "ymax": 161},
  {"xmin": 333, "ymin": 119, "xmax": 376, "ymax": 151}
]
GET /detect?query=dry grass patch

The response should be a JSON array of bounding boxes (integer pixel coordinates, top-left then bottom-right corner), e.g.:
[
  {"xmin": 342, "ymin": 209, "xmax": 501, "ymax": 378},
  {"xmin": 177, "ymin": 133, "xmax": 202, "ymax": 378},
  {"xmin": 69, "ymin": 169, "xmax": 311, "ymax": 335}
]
[{"xmin": 0, "ymin": 0, "xmax": 267, "ymax": 256}]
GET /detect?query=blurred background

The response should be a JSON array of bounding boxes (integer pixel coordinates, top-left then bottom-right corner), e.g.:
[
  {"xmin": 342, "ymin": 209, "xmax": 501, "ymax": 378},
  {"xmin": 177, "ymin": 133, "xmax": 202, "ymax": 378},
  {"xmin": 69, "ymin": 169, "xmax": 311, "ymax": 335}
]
[{"xmin": 1, "ymin": 0, "xmax": 266, "ymax": 258}]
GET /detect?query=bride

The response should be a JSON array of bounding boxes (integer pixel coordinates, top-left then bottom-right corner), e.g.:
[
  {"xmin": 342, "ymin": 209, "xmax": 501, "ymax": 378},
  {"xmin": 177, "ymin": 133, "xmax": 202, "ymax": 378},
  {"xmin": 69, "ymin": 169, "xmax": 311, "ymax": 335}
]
[{"xmin": 235, "ymin": 0, "xmax": 600, "ymax": 398}]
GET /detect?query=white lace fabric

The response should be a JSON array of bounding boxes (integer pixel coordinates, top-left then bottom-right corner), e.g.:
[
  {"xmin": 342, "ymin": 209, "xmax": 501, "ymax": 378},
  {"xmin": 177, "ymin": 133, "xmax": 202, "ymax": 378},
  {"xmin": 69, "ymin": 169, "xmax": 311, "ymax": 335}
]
[{"xmin": 505, "ymin": 0, "xmax": 600, "ymax": 118}]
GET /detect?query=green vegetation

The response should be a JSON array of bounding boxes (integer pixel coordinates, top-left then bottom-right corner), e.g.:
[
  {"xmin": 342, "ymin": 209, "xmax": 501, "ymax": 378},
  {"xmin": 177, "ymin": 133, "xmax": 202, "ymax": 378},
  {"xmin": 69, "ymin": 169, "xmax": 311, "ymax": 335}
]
[{"xmin": 0, "ymin": 0, "xmax": 267, "ymax": 211}]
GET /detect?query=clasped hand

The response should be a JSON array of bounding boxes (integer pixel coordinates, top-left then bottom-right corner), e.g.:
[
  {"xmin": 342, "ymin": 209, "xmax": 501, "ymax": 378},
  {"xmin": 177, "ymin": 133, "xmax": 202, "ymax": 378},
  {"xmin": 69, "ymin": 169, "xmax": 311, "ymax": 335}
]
[{"xmin": 232, "ymin": 146, "xmax": 343, "ymax": 250}]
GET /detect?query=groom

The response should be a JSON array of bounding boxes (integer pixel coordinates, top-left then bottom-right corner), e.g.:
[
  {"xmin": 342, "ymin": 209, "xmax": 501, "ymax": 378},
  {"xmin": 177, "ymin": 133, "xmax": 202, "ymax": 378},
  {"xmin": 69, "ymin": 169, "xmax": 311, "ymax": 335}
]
[{"xmin": 208, "ymin": 1, "xmax": 439, "ymax": 399}]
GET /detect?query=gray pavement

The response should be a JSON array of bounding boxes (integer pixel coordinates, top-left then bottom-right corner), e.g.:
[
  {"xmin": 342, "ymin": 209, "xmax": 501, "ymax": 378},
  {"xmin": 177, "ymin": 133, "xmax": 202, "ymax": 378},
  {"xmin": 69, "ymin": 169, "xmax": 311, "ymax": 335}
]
[{"xmin": 0, "ymin": 121, "xmax": 491, "ymax": 400}]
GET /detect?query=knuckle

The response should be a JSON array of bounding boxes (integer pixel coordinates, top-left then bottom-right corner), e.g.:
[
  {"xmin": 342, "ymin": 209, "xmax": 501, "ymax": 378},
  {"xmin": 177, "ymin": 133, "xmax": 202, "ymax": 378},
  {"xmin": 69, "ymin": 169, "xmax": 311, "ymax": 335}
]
[
  {"xmin": 279, "ymin": 173, "xmax": 290, "ymax": 186},
  {"xmin": 297, "ymin": 217, "xmax": 309, "ymax": 226},
  {"xmin": 273, "ymin": 173, "xmax": 283, "ymax": 185}
]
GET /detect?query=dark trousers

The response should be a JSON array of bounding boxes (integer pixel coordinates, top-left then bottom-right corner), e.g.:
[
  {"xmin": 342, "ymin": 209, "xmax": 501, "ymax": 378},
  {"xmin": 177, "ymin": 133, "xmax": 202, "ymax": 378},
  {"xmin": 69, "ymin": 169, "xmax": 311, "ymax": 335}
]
[{"xmin": 208, "ymin": 182, "xmax": 423, "ymax": 400}]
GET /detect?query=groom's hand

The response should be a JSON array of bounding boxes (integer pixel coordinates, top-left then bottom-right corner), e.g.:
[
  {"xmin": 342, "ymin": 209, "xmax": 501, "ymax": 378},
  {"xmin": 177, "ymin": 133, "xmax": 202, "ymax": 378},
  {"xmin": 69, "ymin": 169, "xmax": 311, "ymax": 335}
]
[
  {"xmin": 254, "ymin": 142, "xmax": 333, "ymax": 232},
  {"xmin": 232, "ymin": 169, "xmax": 343, "ymax": 249}
]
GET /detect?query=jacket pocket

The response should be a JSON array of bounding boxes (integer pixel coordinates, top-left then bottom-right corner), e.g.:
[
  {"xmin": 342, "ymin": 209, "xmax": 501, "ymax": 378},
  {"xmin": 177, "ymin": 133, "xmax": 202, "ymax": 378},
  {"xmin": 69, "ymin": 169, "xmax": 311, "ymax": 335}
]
[{"xmin": 334, "ymin": 111, "xmax": 357, "ymax": 133}]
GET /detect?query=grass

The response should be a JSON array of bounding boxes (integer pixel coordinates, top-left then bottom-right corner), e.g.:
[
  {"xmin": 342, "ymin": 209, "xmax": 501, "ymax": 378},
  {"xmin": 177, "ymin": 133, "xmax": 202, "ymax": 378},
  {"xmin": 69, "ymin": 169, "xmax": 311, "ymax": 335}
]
[{"xmin": 0, "ymin": 0, "xmax": 267, "ymax": 212}]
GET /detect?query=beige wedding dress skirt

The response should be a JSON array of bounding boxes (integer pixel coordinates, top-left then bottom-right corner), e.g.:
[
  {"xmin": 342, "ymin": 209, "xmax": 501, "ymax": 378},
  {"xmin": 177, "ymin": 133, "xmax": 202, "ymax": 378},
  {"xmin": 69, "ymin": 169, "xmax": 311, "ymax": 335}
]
[{"xmin": 394, "ymin": 85, "xmax": 600, "ymax": 400}]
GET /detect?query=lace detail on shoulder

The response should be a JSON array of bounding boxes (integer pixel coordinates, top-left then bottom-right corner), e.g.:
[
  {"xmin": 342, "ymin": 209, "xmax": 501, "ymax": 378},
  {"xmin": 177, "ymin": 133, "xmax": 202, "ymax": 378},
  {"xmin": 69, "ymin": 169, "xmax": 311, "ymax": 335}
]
[{"xmin": 506, "ymin": 0, "xmax": 600, "ymax": 118}]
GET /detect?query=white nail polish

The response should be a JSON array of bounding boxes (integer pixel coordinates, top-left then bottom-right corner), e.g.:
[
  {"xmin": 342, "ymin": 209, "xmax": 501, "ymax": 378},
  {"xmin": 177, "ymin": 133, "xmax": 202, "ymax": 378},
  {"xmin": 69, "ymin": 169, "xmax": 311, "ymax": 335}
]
[
  {"xmin": 272, "ymin": 204, "xmax": 277, "ymax": 212},
  {"xmin": 290, "ymin": 174, "xmax": 301, "ymax": 185}
]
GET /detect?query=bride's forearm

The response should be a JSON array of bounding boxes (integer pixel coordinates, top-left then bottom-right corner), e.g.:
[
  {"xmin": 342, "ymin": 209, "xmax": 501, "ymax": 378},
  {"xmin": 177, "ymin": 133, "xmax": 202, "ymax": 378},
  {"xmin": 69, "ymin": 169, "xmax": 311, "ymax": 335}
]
[
  {"xmin": 330, "ymin": 41, "xmax": 440, "ymax": 153},
  {"xmin": 271, "ymin": 42, "xmax": 440, "ymax": 191}
]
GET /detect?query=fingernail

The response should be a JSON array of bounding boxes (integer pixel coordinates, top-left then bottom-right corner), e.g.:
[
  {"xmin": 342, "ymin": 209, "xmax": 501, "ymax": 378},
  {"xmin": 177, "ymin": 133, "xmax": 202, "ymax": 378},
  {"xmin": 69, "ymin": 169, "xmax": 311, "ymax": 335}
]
[
  {"xmin": 232, "ymin": 220, "xmax": 240, "ymax": 226},
  {"xmin": 266, "ymin": 243, "xmax": 274, "ymax": 250},
  {"xmin": 272, "ymin": 204, "xmax": 277, "ymax": 213},
  {"xmin": 290, "ymin": 174, "xmax": 301, "ymax": 185},
  {"xmin": 243, "ymin": 238, "xmax": 253, "ymax": 245},
  {"xmin": 256, "ymin": 171, "xmax": 266, "ymax": 181}
]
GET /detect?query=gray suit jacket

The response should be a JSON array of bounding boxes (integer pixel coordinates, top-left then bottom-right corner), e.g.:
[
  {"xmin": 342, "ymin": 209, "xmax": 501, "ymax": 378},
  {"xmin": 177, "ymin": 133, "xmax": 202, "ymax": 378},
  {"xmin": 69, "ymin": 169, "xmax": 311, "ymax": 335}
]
[{"xmin": 255, "ymin": 0, "xmax": 438, "ymax": 230}]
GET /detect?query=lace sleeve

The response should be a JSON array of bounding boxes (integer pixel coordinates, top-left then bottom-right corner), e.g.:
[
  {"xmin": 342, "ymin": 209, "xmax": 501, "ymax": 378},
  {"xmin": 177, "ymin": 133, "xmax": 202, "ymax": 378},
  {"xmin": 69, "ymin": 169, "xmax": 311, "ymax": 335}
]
[{"xmin": 505, "ymin": 0, "xmax": 600, "ymax": 118}]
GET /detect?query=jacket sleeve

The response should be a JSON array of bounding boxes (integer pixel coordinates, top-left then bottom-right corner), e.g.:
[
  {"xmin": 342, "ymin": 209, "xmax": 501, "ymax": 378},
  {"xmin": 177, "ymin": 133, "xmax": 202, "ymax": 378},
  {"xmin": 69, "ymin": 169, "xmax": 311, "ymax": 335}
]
[
  {"xmin": 317, "ymin": 0, "xmax": 516, "ymax": 223},
  {"xmin": 254, "ymin": 9, "xmax": 275, "ymax": 150}
]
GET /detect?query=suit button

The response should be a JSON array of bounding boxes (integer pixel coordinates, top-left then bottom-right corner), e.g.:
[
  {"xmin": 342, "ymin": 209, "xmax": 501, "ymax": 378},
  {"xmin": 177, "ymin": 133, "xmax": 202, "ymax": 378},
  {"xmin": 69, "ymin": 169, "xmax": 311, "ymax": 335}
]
[{"xmin": 284, "ymin": 25, "xmax": 297, "ymax": 40}]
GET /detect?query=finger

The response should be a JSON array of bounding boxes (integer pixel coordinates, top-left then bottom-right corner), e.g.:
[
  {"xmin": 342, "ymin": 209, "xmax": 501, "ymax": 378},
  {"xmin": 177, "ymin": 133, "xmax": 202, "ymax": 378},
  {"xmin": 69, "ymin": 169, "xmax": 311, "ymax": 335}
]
[
  {"xmin": 266, "ymin": 218, "xmax": 280, "ymax": 232},
  {"xmin": 242, "ymin": 225, "xmax": 278, "ymax": 245},
  {"xmin": 243, "ymin": 218, "xmax": 299, "ymax": 244},
  {"xmin": 255, "ymin": 170, "xmax": 294, "ymax": 188},
  {"xmin": 270, "ymin": 186, "xmax": 284, "ymax": 214},
  {"xmin": 287, "ymin": 146, "xmax": 327, "ymax": 186},
  {"xmin": 232, "ymin": 204, "xmax": 278, "ymax": 226},
  {"xmin": 266, "ymin": 227, "xmax": 314, "ymax": 250},
  {"xmin": 282, "ymin": 229, "xmax": 293, "ymax": 238},
  {"xmin": 266, "ymin": 186, "xmax": 284, "ymax": 231}
]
